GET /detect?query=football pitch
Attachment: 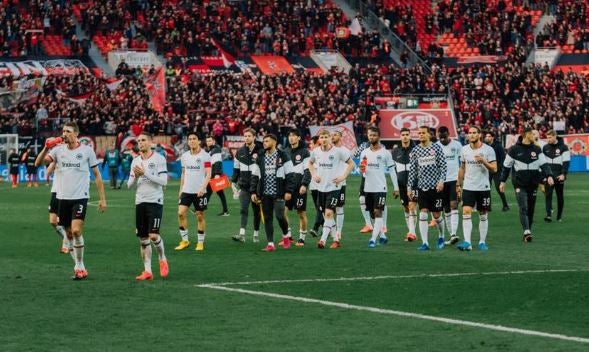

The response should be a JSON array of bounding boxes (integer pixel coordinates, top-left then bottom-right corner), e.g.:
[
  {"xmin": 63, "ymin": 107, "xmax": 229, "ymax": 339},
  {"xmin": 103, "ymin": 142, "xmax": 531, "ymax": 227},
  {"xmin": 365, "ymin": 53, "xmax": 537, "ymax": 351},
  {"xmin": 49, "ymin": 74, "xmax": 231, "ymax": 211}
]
[{"xmin": 1, "ymin": 175, "xmax": 588, "ymax": 351}]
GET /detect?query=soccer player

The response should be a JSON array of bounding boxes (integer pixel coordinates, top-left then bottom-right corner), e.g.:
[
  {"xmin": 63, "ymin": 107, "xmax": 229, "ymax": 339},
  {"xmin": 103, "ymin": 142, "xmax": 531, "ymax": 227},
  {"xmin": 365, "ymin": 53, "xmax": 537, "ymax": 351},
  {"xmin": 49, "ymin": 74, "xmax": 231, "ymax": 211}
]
[
  {"xmin": 542, "ymin": 130, "xmax": 570, "ymax": 222},
  {"xmin": 175, "ymin": 133, "xmax": 212, "ymax": 251},
  {"xmin": 205, "ymin": 135, "xmax": 229, "ymax": 216},
  {"xmin": 103, "ymin": 143, "xmax": 121, "ymax": 189},
  {"xmin": 500, "ymin": 127, "xmax": 554, "ymax": 242},
  {"xmin": 308, "ymin": 135, "xmax": 323, "ymax": 238},
  {"xmin": 360, "ymin": 127, "xmax": 399, "ymax": 248},
  {"xmin": 250, "ymin": 134, "xmax": 295, "ymax": 251},
  {"xmin": 484, "ymin": 131, "xmax": 509, "ymax": 211},
  {"xmin": 392, "ymin": 128, "xmax": 417, "ymax": 241},
  {"xmin": 354, "ymin": 140, "xmax": 375, "ymax": 234},
  {"xmin": 456, "ymin": 126, "xmax": 497, "ymax": 251},
  {"xmin": 120, "ymin": 149, "xmax": 134, "ymax": 188},
  {"xmin": 35, "ymin": 122, "xmax": 107, "ymax": 280},
  {"xmin": 127, "ymin": 132, "xmax": 169, "ymax": 280},
  {"xmin": 46, "ymin": 160, "xmax": 71, "ymax": 254},
  {"xmin": 308, "ymin": 129, "xmax": 355, "ymax": 249},
  {"xmin": 25, "ymin": 147, "xmax": 38, "ymax": 187},
  {"xmin": 331, "ymin": 130, "xmax": 350, "ymax": 240},
  {"xmin": 231, "ymin": 128, "xmax": 263, "ymax": 243},
  {"xmin": 407, "ymin": 126, "xmax": 447, "ymax": 251},
  {"xmin": 283, "ymin": 129, "xmax": 311, "ymax": 247},
  {"xmin": 436, "ymin": 126, "xmax": 463, "ymax": 247},
  {"xmin": 8, "ymin": 148, "xmax": 20, "ymax": 188}
]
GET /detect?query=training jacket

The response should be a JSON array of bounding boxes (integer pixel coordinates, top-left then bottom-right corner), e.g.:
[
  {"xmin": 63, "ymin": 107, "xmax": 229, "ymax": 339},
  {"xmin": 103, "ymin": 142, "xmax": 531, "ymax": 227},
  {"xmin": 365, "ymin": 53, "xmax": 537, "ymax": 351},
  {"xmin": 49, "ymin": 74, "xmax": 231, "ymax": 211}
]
[
  {"xmin": 232, "ymin": 142, "xmax": 264, "ymax": 189},
  {"xmin": 284, "ymin": 141, "xmax": 311, "ymax": 188},
  {"xmin": 542, "ymin": 137, "xmax": 570, "ymax": 177},
  {"xmin": 249, "ymin": 148, "xmax": 296, "ymax": 197},
  {"xmin": 500, "ymin": 137, "xmax": 553, "ymax": 188}
]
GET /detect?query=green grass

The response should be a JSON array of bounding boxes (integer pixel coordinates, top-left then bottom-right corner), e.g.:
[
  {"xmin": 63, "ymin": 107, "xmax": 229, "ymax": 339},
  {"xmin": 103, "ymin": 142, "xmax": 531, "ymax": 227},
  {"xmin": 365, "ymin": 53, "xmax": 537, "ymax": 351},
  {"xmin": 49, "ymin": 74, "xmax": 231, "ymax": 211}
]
[{"xmin": 1, "ymin": 175, "xmax": 588, "ymax": 351}]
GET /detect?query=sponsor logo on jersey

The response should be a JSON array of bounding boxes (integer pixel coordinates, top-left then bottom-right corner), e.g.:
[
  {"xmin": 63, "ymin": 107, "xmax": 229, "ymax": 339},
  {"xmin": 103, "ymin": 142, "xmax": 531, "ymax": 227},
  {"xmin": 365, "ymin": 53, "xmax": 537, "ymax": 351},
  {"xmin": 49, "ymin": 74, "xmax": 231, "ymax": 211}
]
[{"xmin": 61, "ymin": 162, "xmax": 81, "ymax": 168}]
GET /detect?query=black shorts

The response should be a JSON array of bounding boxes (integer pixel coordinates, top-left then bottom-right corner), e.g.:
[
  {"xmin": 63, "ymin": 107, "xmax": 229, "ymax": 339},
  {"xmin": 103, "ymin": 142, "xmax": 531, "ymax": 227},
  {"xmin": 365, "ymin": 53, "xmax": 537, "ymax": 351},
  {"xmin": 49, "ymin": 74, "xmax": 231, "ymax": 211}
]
[
  {"xmin": 441, "ymin": 181, "xmax": 457, "ymax": 206},
  {"xmin": 48, "ymin": 192, "xmax": 59, "ymax": 213},
  {"xmin": 462, "ymin": 190, "xmax": 491, "ymax": 211},
  {"xmin": 179, "ymin": 192, "xmax": 208, "ymax": 211},
  {"xmin": 359, "ymin": 177, "xmax": 365, "ymax": 197},
  {"xmin": 286, "ymin": 191, "xmax": 307, "ymax": 211},
  {"xmin": 416, "ymin": 189, "xmax": 443, "ymax": 212},
  {"xmin": 365, "ymin": 192, "xmax": 387, "ymax": 214},
  {"xmin": 317, "ymin": 190, "xmax": 340, "ymax": 212},
  {"xmin": 57, "ymin": 199, "xmax": 88, "ymax": 226},
  {"xmin": 136, "ymin": 203, "xmax": 163, "ymax": 237},
  {"xmin": 336, "ymin": 186, "xmax": 346, "ymax": 207},
  {"xmin": 27, "ymin": 166, "xmax": 37, "ymax": 175},
  {"xmin": 399, "ymin": 185, "xmax": 416, "ymax": 206}
]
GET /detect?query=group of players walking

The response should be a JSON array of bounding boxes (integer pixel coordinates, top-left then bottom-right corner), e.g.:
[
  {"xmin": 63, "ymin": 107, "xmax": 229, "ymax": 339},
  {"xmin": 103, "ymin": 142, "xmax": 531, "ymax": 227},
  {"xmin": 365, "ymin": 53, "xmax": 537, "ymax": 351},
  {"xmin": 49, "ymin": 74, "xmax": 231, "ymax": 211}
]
[{"xmin": 34, "ymin": 121, "xmax": 570, "ymax": 281}]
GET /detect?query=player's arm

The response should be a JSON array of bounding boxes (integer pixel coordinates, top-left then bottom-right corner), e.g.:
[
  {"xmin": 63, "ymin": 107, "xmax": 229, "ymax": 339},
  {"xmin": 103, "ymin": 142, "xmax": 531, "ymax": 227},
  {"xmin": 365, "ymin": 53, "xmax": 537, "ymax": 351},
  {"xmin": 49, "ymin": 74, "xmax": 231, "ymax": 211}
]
[
  {"xmin": 282, "ymin": 154, "xmax": 295, "ymax": 198},
  {"xmin": 407, "ymin": 151, "xmax": 417, "ymax": 195},
  {"xmin": 300, "ymin": 154, "xmax": 311, "ymax": 194},
  {"xmin": 477, "ymin": 148, "xmax": 497, "ymax": 174},
  {"xmin": 499, "ymin": 148, "xmax": 515, "ymax": 192},
  {"xmin": 386, "ymin": 153, "xmax": 399, "ymax": 194},
  {"xmin": 231, "ymin": 153, "xmax": 240, "ymax": 184},
  {"xmin": 35, "ymin": 146, "xmax": 52, "ymax": 167},
  {"xmin": 211, "ymin": 149, "xmax": 223, "ymax": 177},
  {"xmin": 334, "ymin": 158, "xmax": 354, "ymax": 184},
  {"xmin": 538, "ymin": 152, "xmax": 554, "ymax": 186},
  {"xmin": 200, "ymin": 160, "xmax": 212, "ymax": 197},
  {"xmin": 456, "ymin": 160, "xmax": 465, "ymax": 198},
  {"xmin": 308, "ymin": 153, "xmax": 319, "ymax": 182},
  {"xmin": 46, "ymin": 161, "xmax": 56, "ymax": 177},
  {"xmin": 435, "ymin": 146, "xmax": 447, "ymax": 191},
  {"xmin": 249, "ymin": 159, "xmax": 261, "ymax": 203},
  {"xmin": 91, "ymin": 166, "xmax": 107, "ymax": 212},
  {"xmin": 178, "ymin": 167, "xmax": 185, "ymax": 196},
  {"xmin": 561, "ymin": 145, "xmax": 570, "ymax": 180},
  {"xmin": 144, "ymin": 158, "xmax": 168, "ymax": 186}
]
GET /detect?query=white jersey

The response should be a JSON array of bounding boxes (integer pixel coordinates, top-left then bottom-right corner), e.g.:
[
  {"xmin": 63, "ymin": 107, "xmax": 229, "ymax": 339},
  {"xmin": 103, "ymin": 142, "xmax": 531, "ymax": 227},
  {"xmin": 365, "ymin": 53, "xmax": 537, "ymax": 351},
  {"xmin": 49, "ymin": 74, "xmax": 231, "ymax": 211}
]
[
  {"xmin": 48, "ymin": 144, "xmax": 98, "ymax": 200},
  {"xmin": 437, "ymin": 140, "xmax": 462, "ymax": 182},
  {"xmin": 461, "ymin": 143, "xmax": 496, "ymax": 191},
  {"xmin": 360, "ymin": 146, "xmax": 397, "ymax": 193},
  {"xmin": 309, "ymin": 145, "xmax": 351, "ymax": 192},
  {"xmin": 334, "ymin": 145, "xmax": 350, "ymax": 186},
  {"xmin": 130, "ymin": 152, "xmax": 167, "ymax": 205},
  {"xmin": 180, "ymin": 149, "xmax": 211, "ymax": 194}
]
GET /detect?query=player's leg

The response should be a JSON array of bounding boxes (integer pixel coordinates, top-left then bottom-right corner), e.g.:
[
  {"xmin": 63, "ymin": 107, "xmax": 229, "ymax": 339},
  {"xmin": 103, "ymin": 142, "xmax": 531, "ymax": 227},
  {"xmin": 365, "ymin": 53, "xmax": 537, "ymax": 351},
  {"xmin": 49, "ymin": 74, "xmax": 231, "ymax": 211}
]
[
  {"xmin": 310, "ymin": 190, "xmax": 323, "ymax": 237},
  {"xmin": 477, "ymin": 191, "xmax": 491, "ymax": 250},
  {"xmin": 494, "ymin": 172, "xmax": 509, "ymax": 210},
  {"xmin": 251, "ymin": 195, "xmax": 261, "ymax": 242},
  {"xmin": 147, "ymin": 204, "xmax": 167, "ymax": 277},
  {"xmin": 319, "ymin": 192, "xmax": 337, "ymax": 247},
  {"xmin": 458, "ymin": 191, "xmax": 475, "ymax": 251},
  {"xmin": 261, "ymin": 196, "xmax": 275, "ymax": 251},
  {"xmin": 296, "ymin": 209, "xmax": 308, "ymax": 246},
  {"xmin": 135, "ymin": 204, "xmax": 153, "ymax": 280},
  {"xmin": 274, "ymin": 199, "xmax": 290, "ymax": 249},
  {"xmin": 368, "ymin": 193, "xmax": 386, "ymax": 247},
  {"xmin": 555, "ymin": 182, "xmax": 565, "ymax": 221},
  {"xmin": 515, "ymin": 188, "xmax": 533, "ymax": 241},
  {"xmin": 69, "ymin": 200, "xmax": 88, "ymax": 279},
  {"xmin": 234, "ymin": 189, "xmax": 251, "ymax": 242},
  {"xmin": 527, "ymin": 187, "xmax": 538, "ymax": 232},
  {"xmin": 195, "ymin": 195, "xmax": 208, "ymax": 251},
  {"xmin": 544, "ymin": 183, "xmax": 554, "ymax": 222},
  {"xmin": 176, "ymin": 193, "xmax": 191, "ymax": 249},
  {"xmin": 281, "ymin": 200, "xmax": 292, "ymax": 245},
  {"xmin": 49, "ymin": 193, "xmax": 68, "ymax": 253},
  {"xmin": 335, "ymin": 187, "xmax": 345, "ymax": 240},
  {"xmin": 216, "ymin": 189, "xmax": 229, "ymax": 215}
]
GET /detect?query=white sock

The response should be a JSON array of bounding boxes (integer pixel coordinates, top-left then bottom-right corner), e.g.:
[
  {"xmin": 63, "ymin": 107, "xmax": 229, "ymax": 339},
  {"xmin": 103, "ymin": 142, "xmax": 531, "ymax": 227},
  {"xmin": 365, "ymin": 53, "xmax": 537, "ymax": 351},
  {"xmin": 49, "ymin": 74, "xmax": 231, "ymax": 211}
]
[
  {"xmin": 360, "ymin": 196, "xmax": 372, "ymax": 226},
  {"xmin": 463, "ymin": 215, "xmax": 472, "ymax": 244},
  {"xmin": 299, "ymin": 230, "xmax": 306, "ymax": 241},
  {"xmin": 73, "ymin": 236, "xmax": 85, "ymax": 270},
  {"xmin": 55, "ymin": 225, "xmax": 66, "ymax": 239},
  {"xmin": 383, "ymin": 206, "xmax": 388, "ymax": 229},
  {"xmin": 140, "ymin": 239, "xmax": 152, "ymax": 273},
  {"xmin": 479, "ymin": 214, "xmax": 488, "ymax": 244},
  {"xmin": 253, "ymin": 230, "xmax": 259, "ymax": 238},
  {"xmin": 451, "ymin": 209, "xmax": 459, "ymax": 236},
  {"xmin": 320, "ymin": 218, "xmax": 335, "ymax": 243},
  {"xmin": 370, "ymin": 218, "xmax": 383, "ymax": 242},
  {"xmin": 409, "ymin": 210, "xmax": 417, "ymax": 234},
  {"xmin": 418, "ymin": 212, "xmax": 429, "ymax": 245},
  {"xmin": 179, "ymin": 228, "xmax": 188, "ymax": 242},
  {"xmin": 435, "ymin": 216, "xmax": 444, "ymax": 238},
  {"xmin": 66, "ymin": 237, "xmax": 75, "ymax": 260},
  {"xmin": 287, "ymin": 228, "xmax": 292, "ymax": 238},
  {"xmin": 268, "ymin": 241, "xmax": 275, "ymax": 247},
  {"xmin": 239, "ymin": 228, "xmax": 245, "ymax": 236},
  {"xmin": 404, "ymin": 211, "xmax": 410, "ymax": 231},
  {"xmin": 197, "ymin": 231, "xmax": 205, "ymax": 243},
  {"xmin": 151, "ymin": 235, "xmax": 166, "ymax": 261},
  {"xmin": 336, "ymin": 207, "xmax": 344, "ymax": 236},
  {"xmin": 444, "ymin": 212, "xmax": 452, "ymax": 235}
]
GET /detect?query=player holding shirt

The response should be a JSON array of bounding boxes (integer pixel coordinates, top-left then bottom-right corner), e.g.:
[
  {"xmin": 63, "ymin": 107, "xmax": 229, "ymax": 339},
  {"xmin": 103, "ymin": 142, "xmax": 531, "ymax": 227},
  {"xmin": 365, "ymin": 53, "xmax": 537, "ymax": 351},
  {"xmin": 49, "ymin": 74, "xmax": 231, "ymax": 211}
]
[
  {"xmin": 359, "ymin": 127, "xmax": 399, "ymax": 248},
  {"xmin": 308, "ymin": 130, "xmax": 355, "ymax": 249},
  {"xmin": 36, "ymin": 122, "xmax": 107, "ymax": 280},
  {"xmin": 175, "ymin": 133, "xmax": 212, "ymax": 251},
  {"xmin": 127, "ymin": 132, "xmax": 169, "ymax": 281},
  {"xmin": 456, "ymin": 126, "xmax": 497, "ymax": 251}
]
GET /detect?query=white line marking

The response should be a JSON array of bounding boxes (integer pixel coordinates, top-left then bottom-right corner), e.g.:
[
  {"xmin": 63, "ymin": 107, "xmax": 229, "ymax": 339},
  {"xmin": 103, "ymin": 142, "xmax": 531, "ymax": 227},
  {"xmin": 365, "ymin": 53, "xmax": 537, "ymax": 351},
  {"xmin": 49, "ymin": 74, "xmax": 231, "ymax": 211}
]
[
  {"xmin": 198, "ymin": 284, "xmax": 589, "ymax": 344},
  {"xmin": 200, "ymin": 269, "xmax": 589, "ymax": 287}
]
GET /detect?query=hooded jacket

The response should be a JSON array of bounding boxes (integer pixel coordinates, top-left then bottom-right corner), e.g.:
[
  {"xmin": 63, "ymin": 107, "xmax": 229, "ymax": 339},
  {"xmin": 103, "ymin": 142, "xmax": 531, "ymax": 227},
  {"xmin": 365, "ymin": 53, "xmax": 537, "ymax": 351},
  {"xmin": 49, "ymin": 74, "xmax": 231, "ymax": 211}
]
[
  {"xmin": 542, "ymin": 137, "xmax": 570, "ymax": 177},
  {"xmin": 500, "ymin": 137, "xmax": 553, "ymax": 188},
  {"xmin": 284, "ymin": 141, "xmax": 311, "ymax": 189}
]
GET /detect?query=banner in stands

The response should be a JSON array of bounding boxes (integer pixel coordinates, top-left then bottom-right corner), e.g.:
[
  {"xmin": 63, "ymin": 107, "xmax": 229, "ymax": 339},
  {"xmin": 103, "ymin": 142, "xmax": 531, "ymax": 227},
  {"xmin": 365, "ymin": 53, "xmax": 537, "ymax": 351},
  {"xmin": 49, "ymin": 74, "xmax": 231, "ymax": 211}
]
[
  {"xmin": 0, "ymin": 76, "xmax": 46, "ymax": 109},
  {"xmin": 224, "ymin": 135, "xmax": 244, "ymax": 157},
  {"xmin": 308, "ymin": 121, "xmax": 357, "ymax": 153},
  {"xmin": 0, "ymin": 59, "xmax": 89, "ymax": 78},
  {"xmin": 250, "ymin": 56, "xmax": 294, "ymax": 75},
  {"xmin": 563, "ymin": 134, "xmax": 589, "ymax": 156},
  {"xmin": 379, "ymin": 109, "xmax": 457, "ymax": 139},
  {"xmin": 456, "ymin": 55, "xmax": 508, "ymax": 65},
  {"xmin": 108, "ymin": 51, "xmax": 160, "ymax": 71},
  {"xmin": 374, "ymin": 95, "xmax": 449, "ymax": 109},
  {"xmin": 143, "ymin": 67, "xmax": 166, "ymax": 113}
]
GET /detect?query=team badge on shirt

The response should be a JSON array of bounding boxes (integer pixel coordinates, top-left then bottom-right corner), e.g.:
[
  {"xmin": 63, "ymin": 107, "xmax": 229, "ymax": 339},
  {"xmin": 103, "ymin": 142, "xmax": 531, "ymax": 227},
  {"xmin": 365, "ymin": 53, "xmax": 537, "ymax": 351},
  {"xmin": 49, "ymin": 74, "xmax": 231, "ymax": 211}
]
[
  {"xmin": 148, "ymin": 162, "xmax": 156, "ymax": 169},
  {"xmin": 76, "ymin": 153, "xmax": 83, "ymax": 160}
]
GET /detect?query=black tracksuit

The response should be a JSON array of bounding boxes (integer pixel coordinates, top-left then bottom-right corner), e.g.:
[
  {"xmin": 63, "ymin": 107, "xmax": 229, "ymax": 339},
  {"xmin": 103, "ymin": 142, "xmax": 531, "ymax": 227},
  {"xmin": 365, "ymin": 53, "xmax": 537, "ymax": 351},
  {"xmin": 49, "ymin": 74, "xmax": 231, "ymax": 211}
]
[
  {"xmin": 542, "ymin": 137, "xmax": 570, "ymax": 220},
  {"xmin": 486, "ymin": 139, "xmax": 509, "ymax": 208},
  {"xmin": 206, "ymin": 144, "xmax": 228, "ymax": 213},
  {"xmin": 500, "ymin": 138, "xmax": 554, "ymax": 233},
  {"xmin": 232, "ymin": 142, "xmax": 264, "ymax": 230}
]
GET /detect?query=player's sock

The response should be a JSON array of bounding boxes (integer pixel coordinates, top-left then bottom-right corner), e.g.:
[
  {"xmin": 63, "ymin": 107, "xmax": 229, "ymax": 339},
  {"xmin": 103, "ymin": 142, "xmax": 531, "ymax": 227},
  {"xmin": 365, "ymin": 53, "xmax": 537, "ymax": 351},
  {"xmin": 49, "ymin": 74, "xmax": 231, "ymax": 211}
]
[
  {"xmin": 299, "ymin": 230, "xmax": 307, "ymax": 241},
  {"xmin": 451, "ymin": 209, "xmax": 459, "ymax": 236},
  {"xmin": 140, "ymin": 239, "xmax": 152, "ymax": 273},
  {"xmin": 336, "ymin": 207, "xmax": 344, "ymax": 236},
  {"xmin": 253, "ymin": 230, "xmax": 259, "ymax": 238},
  {"xmin": 383, "ymin": 206, "xmax": 388, "ymax": 229},
  {"xmin": 463, "ymin": 215, "xmax": 472, "ymax": 244},
  {"xmin": 359, "ymin": 196, "xmax": 371, "ymax": 226},
  {"xmin": 479, "ymin": 214, "xmax": 488, "ymax": 244},
  {"xmin": 404, "ymin": 211, "xmax": 411, "ymax": 231},
  {"xmin": 419, "ymin": 212, "xmax": 429, "ymax": 245},
  {"xmin": 151, "ymin": 235, "xmax": 166, "ymax": 261},
  {"xmin": 197, "ymin": 230, "xmax": 205, "ymax": 243},
  {"xmin": 179, "ymin": 227, "xmax": 188, "ymax": 242},
  {"xmin": 320, "ymin": 219, "xmax": 335, "ymax": 243},
  {"xmin": 67, "ymin": 237, "xmax": 75, "ymax": 260},
  {"xmin": 287, "ymin": 227, "xmax": 292, "ymax": 238},
  {"xmin": 370, "ymin": 218, "xmax": 384, "ymax": 243},
  {"xmin": 55, "ymin": 225, "xmax": 66, "ymax": 239},
  {"xmin": 409, "ymin": 209, "xmax": 417, "ymax": 234},
  {"xmin": 435, "ymin": 216, "xmax": 444, "ymax": 238},
  {"xmin": 73, "ymin": 236, "xmax": 85, "ymax": 270},
  {"xmin": 239, "ymin": 228, "xmax": 246, "ymax": 236},
  {"xmin": 444, "ymin": 212, "xmax": 452, "ymax": 235}
]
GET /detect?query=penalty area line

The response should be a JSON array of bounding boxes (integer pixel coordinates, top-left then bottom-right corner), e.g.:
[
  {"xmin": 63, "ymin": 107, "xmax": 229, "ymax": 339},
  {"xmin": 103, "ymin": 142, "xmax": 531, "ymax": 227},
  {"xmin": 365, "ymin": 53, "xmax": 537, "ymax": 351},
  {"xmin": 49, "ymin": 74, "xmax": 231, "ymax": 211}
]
[{"xmin": 197, "ymin": 284, "xmax": 589, "ymax": 344}]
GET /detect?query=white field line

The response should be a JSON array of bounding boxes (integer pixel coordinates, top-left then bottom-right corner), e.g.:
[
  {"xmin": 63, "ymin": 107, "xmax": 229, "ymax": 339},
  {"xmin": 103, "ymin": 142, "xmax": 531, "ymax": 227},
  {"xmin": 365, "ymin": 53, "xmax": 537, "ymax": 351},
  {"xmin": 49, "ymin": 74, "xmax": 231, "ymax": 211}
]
[
  {"xmin": 198, "ymin": 268, "xmax": 589, "ymax": 287},
  {"xmin": 197, "ymin": 284, "xmax": 589, "ymax": 344}
]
